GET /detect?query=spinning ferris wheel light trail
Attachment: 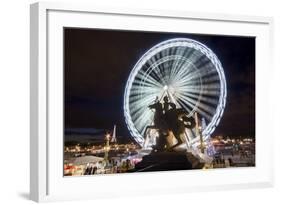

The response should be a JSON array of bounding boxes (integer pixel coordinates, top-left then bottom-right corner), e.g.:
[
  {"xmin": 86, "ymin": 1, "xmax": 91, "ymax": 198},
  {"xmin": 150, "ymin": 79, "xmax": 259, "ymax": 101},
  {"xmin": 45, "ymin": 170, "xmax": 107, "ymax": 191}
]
[{"xmin": 124, "ymin": 38, "xmax": 227, "ymax": 148}]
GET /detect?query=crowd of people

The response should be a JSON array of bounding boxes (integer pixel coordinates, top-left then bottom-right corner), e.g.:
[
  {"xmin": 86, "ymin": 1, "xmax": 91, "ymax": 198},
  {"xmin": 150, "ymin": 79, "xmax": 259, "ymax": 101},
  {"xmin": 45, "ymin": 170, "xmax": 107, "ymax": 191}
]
[
  {"xmin": 211, "ymin": 150, "xmax": 255, "ymax": 168},
  {"xmin": 83, "ymin": 159, "xmax": 136, "ymax": 175}
]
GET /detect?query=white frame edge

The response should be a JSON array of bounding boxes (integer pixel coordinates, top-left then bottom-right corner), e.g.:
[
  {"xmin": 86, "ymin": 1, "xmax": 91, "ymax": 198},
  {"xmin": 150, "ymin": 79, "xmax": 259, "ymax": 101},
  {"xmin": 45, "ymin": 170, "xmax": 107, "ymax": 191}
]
[
  {"xmin": 30, "ymin": 1, "xmax": 274, "ymax": 202},
  {"xmin": 30, "ymin": 3, "xmax": 48, "ymax": 202}
]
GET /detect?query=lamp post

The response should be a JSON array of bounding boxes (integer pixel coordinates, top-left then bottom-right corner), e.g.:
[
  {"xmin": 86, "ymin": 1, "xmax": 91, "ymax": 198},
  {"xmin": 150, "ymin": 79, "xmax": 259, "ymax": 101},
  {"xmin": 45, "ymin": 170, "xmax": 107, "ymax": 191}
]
[
  {"xmin": 195, "ymin": 112, "xmax": 205, "ymax": 153},
  {"xmin": 104, "ymin": 133, "xmax": 110, "ymax": 163},
  {"xmin": 199, "ymin": 126, "xmax": 205, "ymax": 153}
]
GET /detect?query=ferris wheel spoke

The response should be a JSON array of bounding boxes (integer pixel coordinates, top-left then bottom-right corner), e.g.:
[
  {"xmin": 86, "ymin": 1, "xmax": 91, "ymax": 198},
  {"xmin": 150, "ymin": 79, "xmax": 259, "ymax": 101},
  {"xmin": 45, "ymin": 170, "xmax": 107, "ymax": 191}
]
[
  {"xmin": 201, "ymin": 76, "xmax": 221, "ymax": 85},
  {"xmin": 164, "ymin": 54, "xmax": 194, "ymax": 84},
  {"xmin": 173, "ymin": 74, "xmax": 201, "ymax": 88},
  {"xmin": 146, "ymin": 62, "xmax": 167, "ymax": 86},
  {"xmin": 193, "ymin": 107, "xmax": 213, "ymax": 122},
  {"xmin": 137, "ymin": 69, "xmax": 163, "ymax": 88},
  {"xmin": 177, "ymin": 49, "xmax": 201, "ymax": 68},
  {"xmin": 180, "ymin": 88, "xmax": 221, "ymax": 97},
  {"xmin": 142, "ymin": 61, "xmax": 167, "ymax": 80},
  {"xmin": 176, "ymin": 98, "xmax": 213, "ymax": 122},
  {"xmin": 129, "ymin": 88, "xmax": 159, "ymax": 96},
  {"xmin": 129, "ymin": 95, "xmax": 157, "ymax": 110},
  {"xmin": 129, "ymin": 97, "xmax": 154, "ymax": 106},
  {"xmin": 130, "ymin": 86, "xmax": 161, "ymax": 96},
  {"xmin": 174, "ymin": 64, "xmax": 197, "ymax": 84},
  {"xmin": 200, "ymin": 89, "xmax": 220, "ymax": 96},
  {"xmin": 130, "ymin": 107, "xmax": 150, "ymax": 122},
  {"xmin": 176, "ymin": 98, "xmax": 192, "ymax": 113},
  {"xmin": 185, "ymin": 62, "xmax": 216, "ymax": 76},
  {"xmin": 133, "ymin": 111, "xmax": 153, "ymax": 133},
  {"xmin": 174, "ymin": 60, "xmax": 205, "ymax": 83},
  {"xmin": 163, "ymin": 61, "xmax": 173, "ymax": 83},
  {"xmin": 176, "ymin": 83, "xmax": 219, "ymax": 93},
  {"xmin": 176, "ymin": 84, "xmax": 220, "ymax": 97},
  {"xmin": 134, "ymin": 75, "xmax": 160, "ymax": 89},
  {"xmin": 176, "ymin": 65, "xmax": 216, "ymax": 85},
  {"xmin": 177, "ymin": 93, "xmax": 215, "ymax": 120},
  {"xmin": 170, "ymin": 55, "xmax": 187, "ymax": 80},
  {"xmin": 129, "ymin": 97, "xmax": 155, "ymax": 110},
  {"xmin": 193, "ymin": 55, "xmax": 212, "ymax": 68},
  {"xmin": 172, "ymin": 59, "xmax": 197, "ymax": 83},
  {"xmin": 130, "ymin": 105, "xmax": 149, "ymax": 117},
  {"xmin": 174, "ymin": 94, "xmax": 198, "ymax": 111},
  {"xmin": 186, "ymin": 92, "xmax": 219, "ymax": 106},
  {"xmin": 179, "ymin": 91, "xmax": 217, "ymax": 111}
]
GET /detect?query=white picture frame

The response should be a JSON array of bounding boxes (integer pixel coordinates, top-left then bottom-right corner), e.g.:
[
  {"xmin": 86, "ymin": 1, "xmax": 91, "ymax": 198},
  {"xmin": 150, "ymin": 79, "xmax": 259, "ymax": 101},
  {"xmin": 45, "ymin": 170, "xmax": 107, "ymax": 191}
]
[{"xmin": 30, "ymin": 2, "xmax": 274, "ymax": 202}]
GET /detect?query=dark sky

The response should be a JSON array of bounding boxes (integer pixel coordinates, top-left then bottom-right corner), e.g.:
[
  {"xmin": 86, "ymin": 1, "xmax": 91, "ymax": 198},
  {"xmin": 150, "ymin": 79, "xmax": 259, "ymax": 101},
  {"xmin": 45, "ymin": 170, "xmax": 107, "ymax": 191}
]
[{"xmin": 64, "ymin": 28, "xmax": 255, "ymax": 138}]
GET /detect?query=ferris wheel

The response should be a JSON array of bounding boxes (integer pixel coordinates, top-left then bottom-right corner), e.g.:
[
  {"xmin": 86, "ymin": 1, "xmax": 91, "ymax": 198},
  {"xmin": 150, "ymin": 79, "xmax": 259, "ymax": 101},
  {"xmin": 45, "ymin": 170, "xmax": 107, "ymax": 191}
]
[{"xmin": 124, "ymin": 38, "xmax": 227, "ymax": 148}]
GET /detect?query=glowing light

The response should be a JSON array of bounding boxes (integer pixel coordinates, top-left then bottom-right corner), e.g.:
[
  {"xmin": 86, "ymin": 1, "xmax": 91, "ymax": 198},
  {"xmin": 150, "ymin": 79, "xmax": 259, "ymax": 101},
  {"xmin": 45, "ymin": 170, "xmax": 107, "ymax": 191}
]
[{"xmin": 124, "ymin": 38, "xmax": 227, "ymax": 147}]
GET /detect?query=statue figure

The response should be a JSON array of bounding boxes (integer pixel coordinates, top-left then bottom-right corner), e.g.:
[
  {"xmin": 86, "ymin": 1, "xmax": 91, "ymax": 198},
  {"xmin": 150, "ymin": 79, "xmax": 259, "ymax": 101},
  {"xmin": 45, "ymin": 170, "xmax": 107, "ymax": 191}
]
[
  {"xmin": 145, "ymin": 98, "xmax": 167, "ymax": 150},
  {"xmin": 144, "ymin": 95, "xmax": 196, "ymax": 151},
  {"xmin": 163, "ymin": 96, "xmax": 170, "ymax": 114}
]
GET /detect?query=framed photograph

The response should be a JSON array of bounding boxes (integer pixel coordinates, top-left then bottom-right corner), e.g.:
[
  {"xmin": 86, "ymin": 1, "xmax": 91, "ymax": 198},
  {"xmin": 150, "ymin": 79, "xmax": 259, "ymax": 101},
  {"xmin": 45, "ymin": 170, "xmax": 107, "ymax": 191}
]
[{"xmin": 30, "ymin": 2, "xmax": 274, "ymax": 202}]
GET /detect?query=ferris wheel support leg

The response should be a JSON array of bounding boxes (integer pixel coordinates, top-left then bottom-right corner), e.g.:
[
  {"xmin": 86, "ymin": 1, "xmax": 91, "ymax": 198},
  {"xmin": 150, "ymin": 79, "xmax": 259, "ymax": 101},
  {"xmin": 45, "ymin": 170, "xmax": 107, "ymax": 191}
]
[
  {"xmin": 143, "ymin": 125, "xmax": 156, "ymax": 149},
  {"xmin": 184, "ymin": 131, "xmax": 192, "ymax": 149},
  {"xmin": 143, "ymin": 127, "xmax": 150, "ymax": 149}
]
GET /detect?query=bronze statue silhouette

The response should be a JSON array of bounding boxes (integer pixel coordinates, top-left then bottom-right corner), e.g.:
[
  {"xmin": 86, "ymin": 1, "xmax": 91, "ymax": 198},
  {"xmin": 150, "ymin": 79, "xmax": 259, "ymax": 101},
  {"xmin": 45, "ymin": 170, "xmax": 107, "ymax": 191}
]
[
  {"xmin": 163, "ymin": 96, "xmax": 170, "ymax": 114},
  {"xmin": 144, "ymin": 96, "xmax": 195, "ymax": 151},
  {"xmin": 143, "ymin": 98, "xmax": 168, "ymax": 150}
]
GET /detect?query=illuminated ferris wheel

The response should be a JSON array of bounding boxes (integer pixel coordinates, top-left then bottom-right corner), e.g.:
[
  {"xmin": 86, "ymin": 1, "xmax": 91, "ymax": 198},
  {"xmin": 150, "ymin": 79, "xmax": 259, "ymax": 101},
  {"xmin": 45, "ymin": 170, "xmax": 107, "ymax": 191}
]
[{"xmin": 124, "ymin": 38, "xmax": 227, "ymax": 148}]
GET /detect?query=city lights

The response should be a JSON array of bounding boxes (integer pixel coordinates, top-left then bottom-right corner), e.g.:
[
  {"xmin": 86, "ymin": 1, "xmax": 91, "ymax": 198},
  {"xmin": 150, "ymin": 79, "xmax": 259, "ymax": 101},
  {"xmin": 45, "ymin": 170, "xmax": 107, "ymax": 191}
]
[{"xmin": 63, "ymin": 30, "xmax": 255, "ymax": 176}]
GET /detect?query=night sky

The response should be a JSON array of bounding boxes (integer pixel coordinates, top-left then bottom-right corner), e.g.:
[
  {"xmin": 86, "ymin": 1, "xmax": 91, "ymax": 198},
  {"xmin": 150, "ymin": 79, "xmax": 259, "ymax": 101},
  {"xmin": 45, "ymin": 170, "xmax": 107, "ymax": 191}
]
[{"xmin": 64, "ymin": 28, "xmax": 255, "ymax": 139}]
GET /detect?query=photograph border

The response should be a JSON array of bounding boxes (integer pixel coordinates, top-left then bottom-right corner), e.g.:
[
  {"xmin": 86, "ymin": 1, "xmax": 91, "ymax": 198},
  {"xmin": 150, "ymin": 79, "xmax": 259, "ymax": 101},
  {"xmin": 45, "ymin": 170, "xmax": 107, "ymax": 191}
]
[{"xmin": 30, "ymin": 2, "xmax": 274, "ymax": 202}]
